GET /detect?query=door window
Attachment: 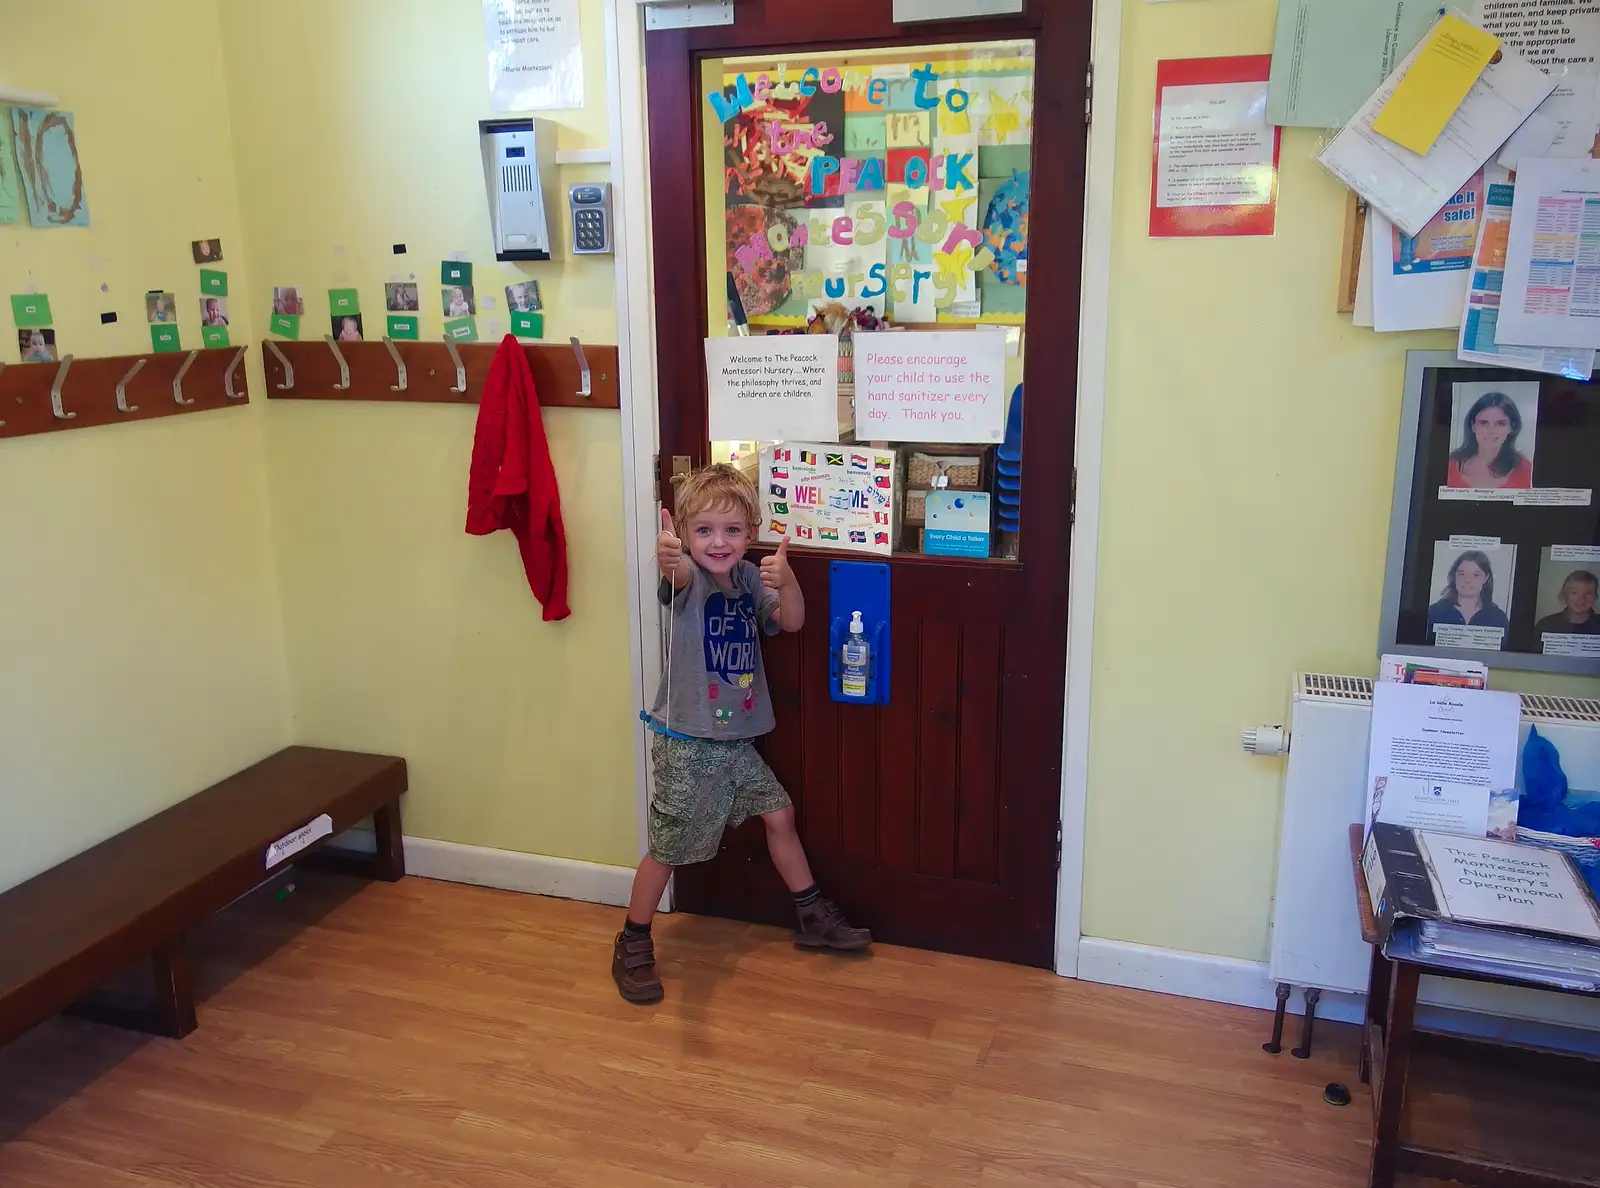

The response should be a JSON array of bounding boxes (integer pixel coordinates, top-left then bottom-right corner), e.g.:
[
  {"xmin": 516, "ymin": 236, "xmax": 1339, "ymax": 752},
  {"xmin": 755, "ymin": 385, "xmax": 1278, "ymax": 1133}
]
[{"xmin": 703, "ymin": 40, "xmax": 1034, "ymax": 561}]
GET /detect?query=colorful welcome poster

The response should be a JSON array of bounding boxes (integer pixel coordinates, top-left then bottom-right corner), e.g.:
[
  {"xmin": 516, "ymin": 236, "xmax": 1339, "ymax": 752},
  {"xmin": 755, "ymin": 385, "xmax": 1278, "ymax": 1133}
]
[{"xmin": 759, "ymin": 443, "xmax": 896, "ymax": 555}]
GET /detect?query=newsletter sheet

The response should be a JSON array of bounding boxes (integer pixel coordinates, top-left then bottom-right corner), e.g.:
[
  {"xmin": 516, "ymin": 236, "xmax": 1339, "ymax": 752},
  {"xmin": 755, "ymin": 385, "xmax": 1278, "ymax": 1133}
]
[
  {"xmin": 1494, "ymin": 157, "xmax": 1600, "ymax": 349},
  {"xmin": 1459, "ymin": 168, "xmax": 1597, "ymax": 377},
  {"xmin": 1367, "ymin": 682, "xmax": 1522, "ymax": 839},
  {"xmin": 1267, "ymin": 0, "xmax": 1440, "ymax": 128},
  {"xmin": 1319, "ymin": 34, "xmax": 1557, "ymax": 237}
]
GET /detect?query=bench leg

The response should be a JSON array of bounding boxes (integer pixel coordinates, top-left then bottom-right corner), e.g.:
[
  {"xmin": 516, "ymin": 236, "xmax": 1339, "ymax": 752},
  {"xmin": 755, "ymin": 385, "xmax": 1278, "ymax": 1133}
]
[
  {"xmin": 67, "ymin": 940, "xmax": 197, "ymax": 1039},
  {"xmin": 372, "ymin": 798, "xmax": 406, "ymax": 882},
  {"xmin": 151, "ymin": 941, "xmax": 198, "ymax": 1039}
]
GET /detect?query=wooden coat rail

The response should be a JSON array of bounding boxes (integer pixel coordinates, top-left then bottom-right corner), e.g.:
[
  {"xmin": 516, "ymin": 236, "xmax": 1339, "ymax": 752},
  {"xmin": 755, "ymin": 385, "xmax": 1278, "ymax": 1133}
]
[
  {"xmin": 0, "ymin": 347, "xmax": 249, "ymax": 441},
  {"xmin": 261, "ymin": 337, "xmax": 620, "ymax": 409}
]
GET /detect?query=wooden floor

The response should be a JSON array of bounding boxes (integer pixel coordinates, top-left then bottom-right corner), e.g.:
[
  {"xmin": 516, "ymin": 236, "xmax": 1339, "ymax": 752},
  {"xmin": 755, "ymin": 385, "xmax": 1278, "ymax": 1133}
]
[{"xmin": 0, "ymin": 873, "xmax": 1393, "ymax": 1186}]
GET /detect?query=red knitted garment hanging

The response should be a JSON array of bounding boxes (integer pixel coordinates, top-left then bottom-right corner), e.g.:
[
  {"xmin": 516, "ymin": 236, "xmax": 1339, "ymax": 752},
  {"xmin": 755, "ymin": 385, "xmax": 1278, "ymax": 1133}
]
[{"xmin": 465, "ymin": 335, "xmax": 572, "ymax": 621}]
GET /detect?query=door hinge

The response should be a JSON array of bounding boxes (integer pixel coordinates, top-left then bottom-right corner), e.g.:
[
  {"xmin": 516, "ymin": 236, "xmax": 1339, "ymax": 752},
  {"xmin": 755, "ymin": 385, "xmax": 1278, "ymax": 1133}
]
[
  {"xmin": 1085, "ymin": 63, "xmax": 1094, "ymax": 127},
  {"xmin": 1055, "ymin": 821, "xmax": 1064, "ymax": 872},
  {"xmin": 641, "ymin": 0, "xmax": 733, "ymax": 31},
  {"xmin": 1070, "ymin": 466, "xmax": 1077, "ymax": 525},
  {"xmin": 653, "ymin": 452, "xmax": 660, "ymax": 503}
]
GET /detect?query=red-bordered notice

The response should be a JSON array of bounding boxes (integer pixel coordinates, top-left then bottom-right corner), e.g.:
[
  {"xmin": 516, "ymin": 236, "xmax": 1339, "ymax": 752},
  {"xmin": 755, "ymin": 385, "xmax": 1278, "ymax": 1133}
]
[{"xmin": 1150, "ymin": 56, "xmax": 1280, "ymax": 238}]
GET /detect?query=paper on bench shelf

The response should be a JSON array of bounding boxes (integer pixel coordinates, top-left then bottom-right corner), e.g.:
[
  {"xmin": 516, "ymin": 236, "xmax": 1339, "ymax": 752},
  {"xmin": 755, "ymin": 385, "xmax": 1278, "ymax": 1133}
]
[
  {"xmin": 265, "ymin": 813, "xmax": 333, "ymax": 869},
  {"xmin": 1318, "ymin": 23, "xmax": 1557, "ymax": 237}
]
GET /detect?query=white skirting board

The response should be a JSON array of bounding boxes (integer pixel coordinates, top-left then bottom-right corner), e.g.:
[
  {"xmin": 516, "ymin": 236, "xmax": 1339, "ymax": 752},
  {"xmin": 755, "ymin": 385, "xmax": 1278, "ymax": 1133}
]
[
  {"xmin": 327, "ymin": 828, "xmax": 647, "ymax": 909},
  {"xmin": 1078, "ymin": 936, "xmax": 1600, "ymax": 1056}
]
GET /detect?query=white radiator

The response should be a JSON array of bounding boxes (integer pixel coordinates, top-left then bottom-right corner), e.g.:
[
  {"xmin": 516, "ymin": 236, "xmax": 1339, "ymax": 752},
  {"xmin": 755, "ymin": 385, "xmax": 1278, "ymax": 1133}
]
[{"xmin": 1267, "ymin": 672, "xmax": 1600, "ymax": 1030}]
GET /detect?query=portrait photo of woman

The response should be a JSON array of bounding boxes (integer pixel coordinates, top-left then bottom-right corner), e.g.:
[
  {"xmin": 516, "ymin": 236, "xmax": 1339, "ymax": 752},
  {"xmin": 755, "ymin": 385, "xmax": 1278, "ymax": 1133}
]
[
  {"xmin": 1426, "ymin": 545, "xmax": 1514, "ymax": 648},
  {"xmin": 1446, "ymin": 383, "xmax": 1537, "ymax": 490},
  {"xmin": 1534, "ymin": 558, "xmax": 1600, "ymax": 639}
]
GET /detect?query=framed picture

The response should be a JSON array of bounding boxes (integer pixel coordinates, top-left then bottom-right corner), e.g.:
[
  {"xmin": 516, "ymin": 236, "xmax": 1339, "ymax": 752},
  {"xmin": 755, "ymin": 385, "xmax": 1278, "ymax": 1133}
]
[{"xmin": 1379, "ymin": 351, "xmax": 1600, "ymax": 674}]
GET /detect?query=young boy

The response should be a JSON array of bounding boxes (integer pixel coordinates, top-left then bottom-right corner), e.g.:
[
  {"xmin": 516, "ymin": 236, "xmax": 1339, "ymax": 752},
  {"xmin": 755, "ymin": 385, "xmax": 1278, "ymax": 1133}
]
[{"xmin": 614, "ymin": 464, "xmax": 870, "ymax": 1004}]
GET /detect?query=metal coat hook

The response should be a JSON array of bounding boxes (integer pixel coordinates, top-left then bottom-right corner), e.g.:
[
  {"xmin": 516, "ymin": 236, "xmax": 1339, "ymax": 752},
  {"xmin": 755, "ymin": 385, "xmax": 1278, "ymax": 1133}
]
[
  {"xmin": 264, "ymin": 339, "xmax": 294, "ymax": 390},
  {"xmin": 50, "ymin": 355, "xmax": 76, "ymax": 420},
  {"xmin": 443, "ymin": 335, "xmax": 467, "ymax": 393},
  {"xmin": 383, "ymin": 336, "xmax": 407, "ymax": 391},
  {"xmin": 173, "ymin": 350, "xmax": 199, "ymax": 406},
  {"xmin": 224, "ymin": 345, "xmax": 248, "ymax": 399},
  {"xmin": 570, "ymin": 336, "xmax": 592, "ymax": 400},
  {"xmin": 115, "ymin": 357, "xmax": 145, "ymax": 413},
  {"xmin": 324, "ymin": 335, "xmax": 351, "ymax": 390}
]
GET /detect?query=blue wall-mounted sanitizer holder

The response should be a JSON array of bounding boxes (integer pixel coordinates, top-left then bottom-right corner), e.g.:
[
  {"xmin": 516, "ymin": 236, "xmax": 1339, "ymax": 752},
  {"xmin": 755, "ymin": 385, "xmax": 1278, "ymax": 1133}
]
[{"xmin": 828, "ymin": 560, "xmax": 890, "ymax": 705}]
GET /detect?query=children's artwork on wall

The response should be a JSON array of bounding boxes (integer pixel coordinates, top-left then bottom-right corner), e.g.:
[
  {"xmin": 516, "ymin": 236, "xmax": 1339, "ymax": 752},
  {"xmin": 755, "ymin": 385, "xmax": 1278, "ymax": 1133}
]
[
  {"xmin": 727, "ymin": 205, "xmax": 801, "ymax": 319},
  {"xmin": 505, "ymin": 281, "xmax": 542, "ymax": 312},
  {"xmin": 722, "ymin": 82, "xmax": 845, "ymax": 211},
  {"xmin": 199, "ymin": 296, "xmax": 229, "ymax": 327},
  {"xmin": 759, "ymin": 443, "xmax": 896, "ymax": 555},
  {"xmin": 0, "ymin": 110, "xmax": 21, "ymax": 225},
  {"xmin": 17, "ymin": 327, "xmax": 56, "ymax": 363},
  {"xmin": 443, "ymin": 285, "xmax": 476, "ymax": 316},
  {"xmin": 272, "ymin": 287, "xmax": 305, "ymax": 315},
  {"xmin": 712, "ymin": 43, "xmax": 1034, "ymax": 328},
  {"xmin": 10, "ymin": 107, "xmax": 89, "ymax": 227},
  {"xmin": 145, "ymin": 291, "xmax": 178, "ymax": 324},
  {"xmin": 384, "ymin": 282, "xmax": 419, "ymax": 312},
  {"xmin": 333, "ymin": 313, "xmax": 364, "ymax": 342},
  {"xmin": 191, "ymin": 239, "xmax": 223, "ymax": 264}
]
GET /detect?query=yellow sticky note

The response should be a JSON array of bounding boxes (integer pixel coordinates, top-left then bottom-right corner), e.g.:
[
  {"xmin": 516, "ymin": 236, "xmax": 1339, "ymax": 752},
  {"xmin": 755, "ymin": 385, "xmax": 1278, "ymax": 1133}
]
[{"xmin": 1372, "ymin": 15, "xmax": 1500, "ymax": 155}]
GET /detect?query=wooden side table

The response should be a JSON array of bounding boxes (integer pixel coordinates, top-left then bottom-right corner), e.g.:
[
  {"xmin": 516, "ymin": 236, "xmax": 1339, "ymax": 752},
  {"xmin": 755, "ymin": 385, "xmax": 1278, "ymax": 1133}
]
[{"xmin": 1347, "ymin": 824, "xmax": 1600, "ymax": 1188}]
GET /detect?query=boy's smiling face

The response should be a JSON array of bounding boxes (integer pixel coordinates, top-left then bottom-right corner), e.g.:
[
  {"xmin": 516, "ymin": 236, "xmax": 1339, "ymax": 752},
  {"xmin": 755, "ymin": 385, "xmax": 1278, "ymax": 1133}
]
[{"xmin": 686, "ymin": 504, "xmax": 750, "ymax": 578}]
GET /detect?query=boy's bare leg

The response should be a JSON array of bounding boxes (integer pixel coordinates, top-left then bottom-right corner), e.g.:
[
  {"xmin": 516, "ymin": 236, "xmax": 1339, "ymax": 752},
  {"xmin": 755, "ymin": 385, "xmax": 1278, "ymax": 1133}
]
[
  {"xmin": 761, "ymin": 805, "xmax": 815, "ymax": 892},
  {"xmin": 627, "ymin": 855, "xmax": 674, "ymax": 926},
  {"xmin": 762, "ymin": 806, "xmax": 872, "ymax": 951}
]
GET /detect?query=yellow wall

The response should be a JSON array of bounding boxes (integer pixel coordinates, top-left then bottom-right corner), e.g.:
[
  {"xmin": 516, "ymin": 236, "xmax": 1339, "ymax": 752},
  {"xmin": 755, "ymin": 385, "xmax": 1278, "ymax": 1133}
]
[
  {"xmin": 0, "ymin": 2, "xmax": 291, "ymax": 892},
  {"xmin": 217, "ymin": 0, "xmax": 639, "ymax": 868},
  {"xmin": 1080, "ymin": 0, "xmax": 1600, "ymax": 962}
]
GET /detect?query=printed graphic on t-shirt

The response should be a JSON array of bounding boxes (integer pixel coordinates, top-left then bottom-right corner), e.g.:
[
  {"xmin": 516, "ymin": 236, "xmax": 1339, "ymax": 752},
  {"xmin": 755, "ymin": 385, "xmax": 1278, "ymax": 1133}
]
[{"xmin": 704, "ymin": 590, "xmax": 760, "ymax": 721}]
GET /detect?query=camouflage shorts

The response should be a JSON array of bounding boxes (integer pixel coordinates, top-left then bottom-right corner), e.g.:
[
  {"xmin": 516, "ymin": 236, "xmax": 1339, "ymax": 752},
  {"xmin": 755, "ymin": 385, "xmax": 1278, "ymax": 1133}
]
[{"xmin": 648, "ymin": 734, "xmax": 790, "ymax": 866}]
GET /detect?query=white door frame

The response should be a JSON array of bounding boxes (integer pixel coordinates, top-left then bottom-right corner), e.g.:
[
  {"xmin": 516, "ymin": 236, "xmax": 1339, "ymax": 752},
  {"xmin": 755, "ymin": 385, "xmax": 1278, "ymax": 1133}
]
[{"xmin": 604, "ymin": 0, "xmax": 1120, "ymax": 970}]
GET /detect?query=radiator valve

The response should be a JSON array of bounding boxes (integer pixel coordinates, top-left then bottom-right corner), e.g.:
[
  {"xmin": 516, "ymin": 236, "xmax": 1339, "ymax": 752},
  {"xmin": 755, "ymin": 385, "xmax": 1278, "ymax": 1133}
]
[{"xmin": 1241, "ymin": 724, "xmax": 1289, "ymax": 756}]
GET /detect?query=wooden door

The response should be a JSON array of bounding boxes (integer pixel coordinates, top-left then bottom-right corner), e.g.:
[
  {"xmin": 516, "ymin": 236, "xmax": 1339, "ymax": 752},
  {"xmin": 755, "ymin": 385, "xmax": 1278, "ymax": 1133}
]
[{"xmin": 646, "ymin": 0, "xmax": 1088, "ymax": 967}]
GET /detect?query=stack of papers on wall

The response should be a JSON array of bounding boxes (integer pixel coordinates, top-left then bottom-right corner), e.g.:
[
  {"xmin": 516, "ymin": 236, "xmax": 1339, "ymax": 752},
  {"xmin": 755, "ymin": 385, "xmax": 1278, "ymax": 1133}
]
[{"xmin": 1319, "ymin": 24, "xmax": 1557, "ymax": 237}]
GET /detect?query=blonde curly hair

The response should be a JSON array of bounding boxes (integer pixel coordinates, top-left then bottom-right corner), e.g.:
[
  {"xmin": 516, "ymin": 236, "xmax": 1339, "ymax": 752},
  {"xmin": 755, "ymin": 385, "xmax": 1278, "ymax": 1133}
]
[{"xmin": 672, "ymin": 463, "xmax": 759, "ymax": 532}]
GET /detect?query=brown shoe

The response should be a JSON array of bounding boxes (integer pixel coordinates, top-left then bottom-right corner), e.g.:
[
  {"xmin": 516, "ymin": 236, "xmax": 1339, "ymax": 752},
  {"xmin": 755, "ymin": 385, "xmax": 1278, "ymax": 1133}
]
[
  {"xmin": 794, "ymin": 899, "xmax": 872, "ymax": 951},
  {"xmin": 612, "ymin": 931, "xmax": 663, "ymax": 1004}
]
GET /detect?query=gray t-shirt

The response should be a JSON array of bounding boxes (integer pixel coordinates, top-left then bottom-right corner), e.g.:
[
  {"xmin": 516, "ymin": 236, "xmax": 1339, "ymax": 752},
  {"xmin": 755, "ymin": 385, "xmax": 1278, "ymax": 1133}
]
[{"xmin": 649, "ymin": 561, "xmax": 780, "ymax": 740}]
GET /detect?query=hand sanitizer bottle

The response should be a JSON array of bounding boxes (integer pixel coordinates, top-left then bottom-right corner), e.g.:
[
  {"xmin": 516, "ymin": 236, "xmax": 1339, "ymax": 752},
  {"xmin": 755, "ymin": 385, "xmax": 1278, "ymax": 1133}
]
[{"xmin": 841, "ymin": 611, "xmax": 870, "ymax": 699}]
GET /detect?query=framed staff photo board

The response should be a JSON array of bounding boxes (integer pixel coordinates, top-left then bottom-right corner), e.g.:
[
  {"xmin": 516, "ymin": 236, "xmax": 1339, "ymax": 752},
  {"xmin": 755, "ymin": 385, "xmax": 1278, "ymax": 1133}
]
[{"xmin": 1380, "ymin": 351, "xmax": 1600, "ymax": 674}]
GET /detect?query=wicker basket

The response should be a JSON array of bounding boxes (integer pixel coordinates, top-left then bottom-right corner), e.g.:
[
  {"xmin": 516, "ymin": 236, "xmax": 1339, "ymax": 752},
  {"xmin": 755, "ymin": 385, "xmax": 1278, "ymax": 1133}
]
[{"xmin": 907, "ymin": 451, "xmax": 983, "ymax": 490}]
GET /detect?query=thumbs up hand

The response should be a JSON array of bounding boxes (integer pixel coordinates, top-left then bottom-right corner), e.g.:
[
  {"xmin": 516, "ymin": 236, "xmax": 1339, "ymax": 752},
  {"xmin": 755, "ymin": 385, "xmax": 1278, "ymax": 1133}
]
[
  {"xmin": 760, "ymin": 536, "xmax": 794, "ymax": 592},
  {"xmin": 657, "ymin": 509, "xmax": 684, "ymax": 579}
]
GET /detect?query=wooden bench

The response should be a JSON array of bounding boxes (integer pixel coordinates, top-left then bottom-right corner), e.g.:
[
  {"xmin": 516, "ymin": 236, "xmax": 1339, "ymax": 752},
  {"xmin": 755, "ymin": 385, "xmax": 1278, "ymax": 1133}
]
[{"xmin": 0, "ymin": 746, "xmax": 406, "ymax": 1049}]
